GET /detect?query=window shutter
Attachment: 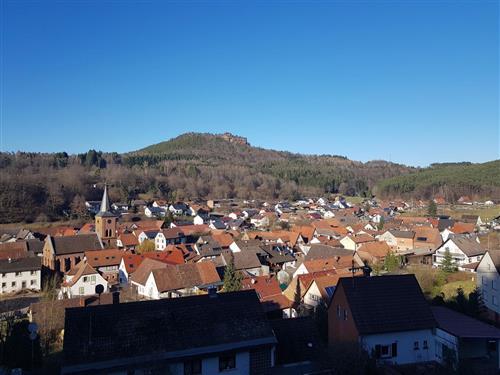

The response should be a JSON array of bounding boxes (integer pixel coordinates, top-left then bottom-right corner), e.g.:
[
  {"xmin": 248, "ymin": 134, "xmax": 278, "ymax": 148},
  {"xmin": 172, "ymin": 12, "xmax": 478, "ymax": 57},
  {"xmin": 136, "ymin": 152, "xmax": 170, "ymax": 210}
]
[
  {"xmin": 375, "ymin": 345, "xmax": 381, "ymax": 358},
  {"xmin": 391, "ymin": 342, "xmax": 398, "ymax": 357}
]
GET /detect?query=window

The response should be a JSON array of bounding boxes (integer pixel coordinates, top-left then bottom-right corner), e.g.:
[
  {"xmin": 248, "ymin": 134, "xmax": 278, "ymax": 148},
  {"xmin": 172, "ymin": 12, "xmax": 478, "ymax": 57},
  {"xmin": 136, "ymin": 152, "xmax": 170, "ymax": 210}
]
[
  {"xmin": 423, "ymin": 340, "xmax": 428, "ymax": 350},
  {"xmin": 184, "ymin": 359, "xmax": 202, "ymax": 375},
  {"xmin": 1, "ymin": 273, "xmax": 5, "ymax": 277},
  {"xmin": 22, "ymin": 281, "xmax": 26, "ymax": 288},
  {"xmin": 219, "ymin": 354, "xmax": 236, "ymax": 372},
  {"xmin": 343, "ymin": 310, "xmax": 348, "ymax": 321},
  {"xmin": 493, "ymin": 295, "xmax": 498, "ymax": 306},
  {"xmin": 483, "ymin": 276, "xmax": 487, "ymax": 286},
  {"xmin": 30, "ymin": 280, "xmax": 36, "ymax": 286},
  {"xmin": 375, "ymin": 343, "xmax": 397, "ymax": 359},
  {"xmin": 91, "ymin": 275, "xmax": 96, "ymax": 285},
  {"xmin": 30, "ymin": 270, "xmax": 36, "ymax": 275},
  {"xmin": 493, "ymin": 280, "xmax": 497, "ymax": 290},
  {"xmin": 83, "ymin": 276, "xmax": 89, "ymax": 283},
  {"xmin": 79, "ymin": 287, "xmax": 84, "ymax": 295},
  {"xmin": 414, "ymin": 341, "xmax": 419, "ymax": 350},
  {"xmin": 337, "ymin": 305, "xmax": 341, "ymax": 318},
  {"xmin": 11, "ymin": 281, "xmax": 16, "ymax": 287},
  {"xmin": 15, "ymin": 272, "xmax": 21, "ymax": 277},
  {"xmin": 1, "ymin": 282, "xmax": 5, "ymax": 288}
]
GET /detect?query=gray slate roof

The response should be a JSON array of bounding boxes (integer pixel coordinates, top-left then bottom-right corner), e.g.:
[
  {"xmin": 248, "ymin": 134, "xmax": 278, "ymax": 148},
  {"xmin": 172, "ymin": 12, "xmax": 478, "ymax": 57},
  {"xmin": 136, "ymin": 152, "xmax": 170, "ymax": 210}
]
[
  {"xmin": 305, "ymin": 245, "xmax": 353, "ymax": 261},
  {"xmin": 333, "ymin": 275, "xmax": 436, "ymax": 335},
  {"xmin": 49, "ymin": 234, "xmax": 103, "ymax": 255},
  {"xmin": 0, "ymin": 256, "xmax": 41, "ymax": 273}
]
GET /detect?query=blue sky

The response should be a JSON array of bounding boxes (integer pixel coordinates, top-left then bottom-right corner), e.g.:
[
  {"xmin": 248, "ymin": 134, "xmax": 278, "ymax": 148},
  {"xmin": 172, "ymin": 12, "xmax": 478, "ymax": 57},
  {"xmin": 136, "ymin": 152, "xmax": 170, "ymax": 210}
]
[{"xmin": 1, "ymin": 0, "xmax": 498, "ymax": 166}]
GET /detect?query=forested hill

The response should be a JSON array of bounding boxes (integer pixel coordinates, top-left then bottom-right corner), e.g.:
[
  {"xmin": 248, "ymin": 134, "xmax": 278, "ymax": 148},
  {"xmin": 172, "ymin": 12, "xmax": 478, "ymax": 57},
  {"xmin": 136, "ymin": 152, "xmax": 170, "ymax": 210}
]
[
  {"xmin": 374, "ymin": 160, "xmax": 500, "ymax": 201},
  {"xmin": 128, "ymin": 132, "xmax": 415, "ymax": 197},
  {"xmin": 0, "ymin": 132, "xmax": 497, "ymax": 224}
]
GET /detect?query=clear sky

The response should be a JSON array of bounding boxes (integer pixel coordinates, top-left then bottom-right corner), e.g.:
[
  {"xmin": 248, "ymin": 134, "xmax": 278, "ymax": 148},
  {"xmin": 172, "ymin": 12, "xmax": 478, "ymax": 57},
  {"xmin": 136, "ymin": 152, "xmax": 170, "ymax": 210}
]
[{"xmin": 1, "ymin": 0, "xmax": 499, "ymax": 166}]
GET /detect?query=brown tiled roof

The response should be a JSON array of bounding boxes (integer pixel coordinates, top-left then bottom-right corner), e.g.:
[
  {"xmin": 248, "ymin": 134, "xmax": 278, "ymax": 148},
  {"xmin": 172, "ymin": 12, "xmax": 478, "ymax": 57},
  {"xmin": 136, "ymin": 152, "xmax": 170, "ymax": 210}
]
[
  {"xmin": 211, "ymin": 232, "xmax": 234, "ymax": 248},
  {"xmin": 130, "ymin": 258, "xmax": 169, "ymax": 285},
  {"xmin": 151, "ymin": 262, "xmax": 221, "ymax": 292},
  {"xmin": 161, "ymin": 228, "xmax": 184, "ymax": 239},
  {"xmin": 63, "ymin": 261, "xmax": 99, "ymax": 287},
  {"xmin": 334, "ymin": 275, "xmax": 436, "ymax": 335},
  {"xmin": 0, "ymin": 241, "xmax": 28, "ymax": 260},
  {"xmin": 414, "ymin": 227, "xmax": 442, "ymax": 246},
  {"xmin": 85, "ymin": 249, "xmax": 124, "ymax": 268},
  {"xmin": 242, "ymin": 276, "xmax": 282, "ymax": 300},
  {"xmin": 450, "ymin": 222, "xmax": 475, "ymax": 234},
  {"xmin": 447, "ymin": 236, "xmax": 485, "ymax": 257},
  {"xmin": 357, "ymin": 241, "xmax": 392, "ymax": 258},
  {"xmin": 388, "ymin": 230, "xmax": 415, "ymax": 239},
  {"xmin": 118, "ymin": 233, "xmax": 139, "ymax": 247}
]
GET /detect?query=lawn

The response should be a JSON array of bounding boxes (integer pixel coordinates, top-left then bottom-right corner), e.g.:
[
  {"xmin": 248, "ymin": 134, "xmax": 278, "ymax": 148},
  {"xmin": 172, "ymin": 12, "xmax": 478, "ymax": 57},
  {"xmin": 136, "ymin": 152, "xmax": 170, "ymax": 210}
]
[{"xmin": 440, "ymin": 279, "xmax": 476, "ymax": 300}]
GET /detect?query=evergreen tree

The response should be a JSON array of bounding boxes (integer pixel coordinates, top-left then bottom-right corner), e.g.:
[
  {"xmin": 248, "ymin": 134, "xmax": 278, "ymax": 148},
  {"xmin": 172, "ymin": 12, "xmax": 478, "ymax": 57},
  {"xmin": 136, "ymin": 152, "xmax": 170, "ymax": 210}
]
[
  {"xmin": 441, "ymin": 249, "xmax": 457, "ymax": 273},
  {"xmin": 427, "ymin": 200, "xmax": 437, "ymax": 217},
  {"xmin": 377, "ymin": 216, "xmax": 385, "ymax": 231},
  {"xmin": 383, "ymin": 251, "xmax": 400, "ymax": 272},
  {"xmin": 223, "ymin": 259, "xmax": 242, "ymax": 292}
]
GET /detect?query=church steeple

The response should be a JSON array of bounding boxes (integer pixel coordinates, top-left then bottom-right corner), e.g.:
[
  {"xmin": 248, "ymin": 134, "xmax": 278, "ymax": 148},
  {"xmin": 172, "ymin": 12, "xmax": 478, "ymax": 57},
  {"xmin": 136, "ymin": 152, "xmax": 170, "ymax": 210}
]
[
  {"xmin": 99, "ymin": 184, "xmax": 111, "ymax": 213},
  {"xmin": 95, "ymin": 183, "xmax": 117, "ymax": 244}
]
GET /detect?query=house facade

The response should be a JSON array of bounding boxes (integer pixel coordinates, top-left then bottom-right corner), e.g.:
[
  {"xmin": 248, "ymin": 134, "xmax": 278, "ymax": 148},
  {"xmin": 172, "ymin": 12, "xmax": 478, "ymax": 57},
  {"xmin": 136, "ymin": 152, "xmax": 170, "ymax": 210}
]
[
  {"xmin": 0, "ymin": 257, "xmax": 41, "ymax": 294},
  {"xmin": 433, "ymin": 236, "xmax": 485, "ymax": 270},
  {"xmin": 62, "ymin": 291, "xmax": 277, "ymax": 375},
  {"xmin": 477, "ymin": 251, "xmax": 500, "ymax": 320},
  {"xmin": 328, "ymin": 275, "xmax": 436, "ymax": 366}
]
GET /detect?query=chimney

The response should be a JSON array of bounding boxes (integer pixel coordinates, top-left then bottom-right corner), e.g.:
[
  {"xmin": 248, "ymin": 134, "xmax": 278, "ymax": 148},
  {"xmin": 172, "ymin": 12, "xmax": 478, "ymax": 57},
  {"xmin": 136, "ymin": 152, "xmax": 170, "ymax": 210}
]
[{"xmin": 112, "ymin": 291, "xmax": 120, "ymax": 305}]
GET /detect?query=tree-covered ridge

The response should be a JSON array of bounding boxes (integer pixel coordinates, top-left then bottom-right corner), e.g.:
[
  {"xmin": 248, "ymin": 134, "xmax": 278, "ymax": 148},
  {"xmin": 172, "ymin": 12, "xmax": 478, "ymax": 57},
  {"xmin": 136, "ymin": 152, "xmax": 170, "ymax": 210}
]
[
  {"xmin": 0, "ymin": 132, "xmax": 496, "ymax": 224},
  {"xmin": 375, "ymin": 160, "xmax": 500, "ymax": 201}
]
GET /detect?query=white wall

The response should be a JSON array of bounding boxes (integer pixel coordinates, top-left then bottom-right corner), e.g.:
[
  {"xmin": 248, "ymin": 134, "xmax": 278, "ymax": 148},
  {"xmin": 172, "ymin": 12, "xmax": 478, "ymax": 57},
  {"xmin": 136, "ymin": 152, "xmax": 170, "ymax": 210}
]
[
  {"xmin": 107, "ymin": 351, "xmax": 252, "ymax": 375},
  {"xmin": 477, "ymin": 253, "xmax": 500, "ymax": 314},
  {"xmin": 361, "ymin": 329, "xmax": 434, "ymax": 365},
  {"xmin": 64, "ymin": 272, "xmax": 108, "ymax": 297},
  {"xmin": 0, "ymin": 269, "xmax": 41, "ymax": 294},
  {"xmin": 434, "ymin": 240, "xmax": 483, "ymax": 268}
]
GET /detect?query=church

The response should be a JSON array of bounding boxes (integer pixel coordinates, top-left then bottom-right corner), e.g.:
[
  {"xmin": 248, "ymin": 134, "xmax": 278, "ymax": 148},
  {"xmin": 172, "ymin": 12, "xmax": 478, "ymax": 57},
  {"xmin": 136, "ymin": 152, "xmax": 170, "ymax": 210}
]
[{"xmin": 94, "ymin": 184, "xmax": 118, "ymax": 247}]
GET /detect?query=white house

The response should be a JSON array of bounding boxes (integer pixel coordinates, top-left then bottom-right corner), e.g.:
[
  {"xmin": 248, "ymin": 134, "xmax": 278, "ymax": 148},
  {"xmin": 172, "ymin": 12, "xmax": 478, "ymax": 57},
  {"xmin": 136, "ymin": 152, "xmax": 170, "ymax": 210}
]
[
  {"xmin": 137, "ymin": 230, "xmax": 159, "ymax": 244},
  {"xmin": 134, "ymin": 262, "xmax": 221, "ymax": 300},
  {"xmin": 145, "ymin": 206, "xmax": 166, "ymax": 218},
  {"xmin": 154, "ymin": 228, "xmax": 185, "ymax": 251},
  {"xmin": 193, "ymin": 214, "xmax": 207, "ymax": 225},
  {"xmin": 329, "ymin": 275, "xmax": 436, "ymax": 366},
  {"xmin": 61, "ymin": 261, "xmax": 108, "ymax": 298},
  {"xmin": 433, "ymin": 306, "xmax": 500, "ymax": 371},
  {"xmin": 0, "ymin": 257, "xmax": 41, "ymax": 294},
  {"xmin": 477, "ymin": 250, "xmax": 500, "ymax": 318},
  {"xmin": 433, "ymin": 236, "xmax": 485, "ymax": 271}
]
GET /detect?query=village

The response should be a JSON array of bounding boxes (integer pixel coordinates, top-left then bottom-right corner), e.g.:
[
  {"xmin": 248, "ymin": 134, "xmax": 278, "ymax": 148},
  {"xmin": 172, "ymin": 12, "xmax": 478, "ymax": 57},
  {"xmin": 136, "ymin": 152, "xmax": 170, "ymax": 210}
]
[{"xmin": 0, "ymin": 185, "xmax": 499, "ymax": 374}]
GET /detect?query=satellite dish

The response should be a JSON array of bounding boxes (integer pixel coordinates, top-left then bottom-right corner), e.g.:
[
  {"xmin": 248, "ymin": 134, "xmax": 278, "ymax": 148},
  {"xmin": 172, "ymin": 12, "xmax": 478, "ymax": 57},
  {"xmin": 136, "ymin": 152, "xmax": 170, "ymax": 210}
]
[
  {"xmin": 28, "ymin": 322, "xmax": 38, "ymax": 334},
  {"xmin": 95, "ymin": 284, "xmax": 104, "ymax": 295}
]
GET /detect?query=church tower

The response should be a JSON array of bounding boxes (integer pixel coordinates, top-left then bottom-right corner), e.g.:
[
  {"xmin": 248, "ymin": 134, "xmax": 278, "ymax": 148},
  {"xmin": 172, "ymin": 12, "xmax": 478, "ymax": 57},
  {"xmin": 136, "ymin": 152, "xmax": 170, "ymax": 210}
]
[{"xmin": 95, "ymin": 184, "xmax": 117, "ymax": 245}]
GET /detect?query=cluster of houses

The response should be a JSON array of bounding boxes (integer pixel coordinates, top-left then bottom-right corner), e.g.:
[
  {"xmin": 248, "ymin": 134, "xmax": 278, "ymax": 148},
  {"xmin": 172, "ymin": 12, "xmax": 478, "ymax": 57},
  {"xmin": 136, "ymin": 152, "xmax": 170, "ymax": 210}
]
[{"xmin": 1, "ymin": 188, "xmax": 500, "ymax": 373}]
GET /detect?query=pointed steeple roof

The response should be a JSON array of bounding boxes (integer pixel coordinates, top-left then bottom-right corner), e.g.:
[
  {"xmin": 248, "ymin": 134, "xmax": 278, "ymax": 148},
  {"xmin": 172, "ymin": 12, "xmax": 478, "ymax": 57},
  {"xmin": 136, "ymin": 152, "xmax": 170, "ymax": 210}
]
[
  {"xmin": 96, "ymin": 184, "xmax": 116, "ymax": 217},
  {"xmin": 100, "ymin": 184, "xmax": 110, "ymax": 212}
]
